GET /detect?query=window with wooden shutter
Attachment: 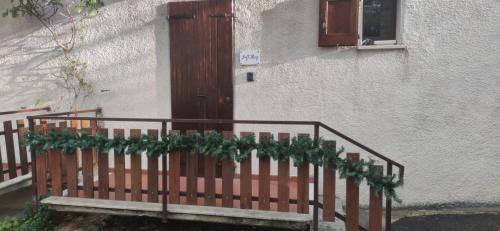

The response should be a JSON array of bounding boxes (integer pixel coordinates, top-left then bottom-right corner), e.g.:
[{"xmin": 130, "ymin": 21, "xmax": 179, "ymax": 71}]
[{"xmin": 318, "ymin": 0, "xmax": 359, "ymax": 47}]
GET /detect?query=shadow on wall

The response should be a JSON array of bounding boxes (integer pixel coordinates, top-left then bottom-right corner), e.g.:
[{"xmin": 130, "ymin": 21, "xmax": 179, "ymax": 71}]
[
  {"xmin": 0, "ymin": 0, "xmax": 127, "ymax": 110},
  {"xmin": 260, "ymin": 0, "xmax": 322, "ymax": 65},
  {"xmin": 259, "ymin": 0, "xmax": 360, "ymax": 67},
  {"xmin": 154, "ymin": 4, "xmax": 171, "ymax": 118}
]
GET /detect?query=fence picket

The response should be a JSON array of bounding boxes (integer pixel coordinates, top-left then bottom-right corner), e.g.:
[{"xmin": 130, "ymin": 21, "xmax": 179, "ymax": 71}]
[
  {"xmin": 297, "ymin": 134, "xmax": 310, "ymax": 214},
  {"xmin": 130, "ymin": 129, "xmax": 142, "ymax": 202},
  {"xmin": 35, "ymin": 125, "xmax": 48, "ymax": 196},
  {"xmin": 147, "ymin": 129, "xmax": 159, "ymax": 203},
  {"xmin": 369, "ymin": 165, "xmax": 384, "ymax": 231},
  {"xmin": 323, "ymin": 141, "xmax": 336, "ymax": 221},
  {"xmin": 346, "ymin": 153, "xmax": 360, "ymax": 231},
  {"xmin": 3, "ymin": 121, "xmax": 17, "ymax": 179},
  {"xmin": 16, "ymin": 120, "xmax": 29, "ymax": 175},
  {"xmin": 240, "ymin": 132, "xmax": 253, "ymax": 210},
  {"xmin": 97, "ymin": 129, "xmax": 109, "ymax": 199},
  {"xmin": 49, "ymin": 128, "xmax": 63, "ymax": 196},
  {"xmin": 204, "ymin": 131, "xmax": 217, "ymax": 206},
  {"xmin": 63, "ymin": 128, "xmax": 78, "ymax": 197},
  {"xmin": 277, "ymin": 133, "xmax": 290, "ymax": 212},
  {"xmin": 186, "ymin": 130, "xmax": 198, "ymax": 205},
  {"xmin": 258, "ymin": 132, "xmax": 271, "ymax": 211},
  {"xmin": 221, "ymin": 131, "xmax": 234, "ymax": 208},
  {"xmin": 168, "ymin": 130, "xmax": 181, "ymax": 204},
  {"xmin": 82, "ymin": 128, "xmax": 94, "ymax": 198},
  {"xmin": 113, "ymin": 129, "xmax": 126, "ymax": 201}
]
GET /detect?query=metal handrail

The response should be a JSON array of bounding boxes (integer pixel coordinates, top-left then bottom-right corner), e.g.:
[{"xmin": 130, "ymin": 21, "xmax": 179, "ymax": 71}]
[
  {"xmin": 27, "ymin": 112, "xmax": 404, "ymax": 231},
  {"xmin": 0, "ymin": 107, "xmax": 51, "ymax": 116}
]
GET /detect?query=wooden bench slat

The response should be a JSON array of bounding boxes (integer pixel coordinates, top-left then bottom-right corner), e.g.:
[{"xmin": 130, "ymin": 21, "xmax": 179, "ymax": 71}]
[{"xmin": 41, "ymin": 196, "xmax": 311, "ymax": 230}]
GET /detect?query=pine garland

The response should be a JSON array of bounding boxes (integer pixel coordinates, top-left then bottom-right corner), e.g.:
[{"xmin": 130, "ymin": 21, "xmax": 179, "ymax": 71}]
[{"xmin": 25, "ymin": 129, "xmax": 404, "ymax": 202}]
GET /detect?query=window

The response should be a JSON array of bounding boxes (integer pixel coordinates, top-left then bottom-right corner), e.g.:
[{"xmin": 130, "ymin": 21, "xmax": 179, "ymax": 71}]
[
  {"xmin": 318, "ymin": 0, "xmax": 401, "ymax": 47},
  {"xmin": 361, "ymin": 0, "xmax": 398, "ymax": 45}
]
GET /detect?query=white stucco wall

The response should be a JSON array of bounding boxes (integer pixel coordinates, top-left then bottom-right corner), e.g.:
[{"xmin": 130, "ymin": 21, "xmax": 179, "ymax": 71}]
[{"xmin": 1, "ymin": 0, "xmax": 499, "ymax": 207}]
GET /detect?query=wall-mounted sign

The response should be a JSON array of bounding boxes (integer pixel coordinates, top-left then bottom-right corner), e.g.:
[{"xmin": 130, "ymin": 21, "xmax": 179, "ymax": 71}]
[{"xmin": 240, "ymin": 50, "xmax": 260, "ymax": 66}]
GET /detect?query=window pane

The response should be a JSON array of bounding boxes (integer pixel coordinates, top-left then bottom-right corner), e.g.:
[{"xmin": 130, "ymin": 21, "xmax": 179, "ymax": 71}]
[{"xmin": 363, "ymin": 0, "xmax": 397, "ymax": 42}]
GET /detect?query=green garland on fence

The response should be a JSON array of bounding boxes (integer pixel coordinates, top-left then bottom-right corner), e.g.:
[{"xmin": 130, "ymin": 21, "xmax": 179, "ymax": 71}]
[{"xmin": 24, "ymin": 129, "xmax": 403, "ymax": 203}]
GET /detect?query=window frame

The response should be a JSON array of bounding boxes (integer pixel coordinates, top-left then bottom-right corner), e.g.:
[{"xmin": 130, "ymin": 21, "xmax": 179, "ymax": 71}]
[{"xmin": 357, "ymin": 0, "xmax": 403, "ymax": 47}]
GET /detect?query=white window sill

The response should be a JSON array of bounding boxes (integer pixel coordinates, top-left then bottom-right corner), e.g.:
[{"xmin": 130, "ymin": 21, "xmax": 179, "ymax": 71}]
[{"xmin": 357, "ymin": 44, "xmax": 406, "ymax": 50}]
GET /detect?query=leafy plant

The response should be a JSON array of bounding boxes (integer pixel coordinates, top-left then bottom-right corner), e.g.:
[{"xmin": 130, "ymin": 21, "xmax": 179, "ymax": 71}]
[{"xmin": 0, "ymin": 217, "xmax": 21, "ymax": 231}]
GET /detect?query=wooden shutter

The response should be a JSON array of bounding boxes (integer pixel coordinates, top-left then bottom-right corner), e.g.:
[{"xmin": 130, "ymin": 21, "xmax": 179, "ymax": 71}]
[{"xmin": 319, "ymin": 0, "xmax": 359, "ymax": 46}]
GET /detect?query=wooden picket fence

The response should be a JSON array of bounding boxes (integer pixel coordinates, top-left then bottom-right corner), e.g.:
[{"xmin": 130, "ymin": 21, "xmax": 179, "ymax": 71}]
[
  {"xmin": 29, "ymin": 116, "xmax": 403, "ymax": 231},
  {"xmin": 0, "ymin": 107, "xmax": 51, "ymax": 183}
]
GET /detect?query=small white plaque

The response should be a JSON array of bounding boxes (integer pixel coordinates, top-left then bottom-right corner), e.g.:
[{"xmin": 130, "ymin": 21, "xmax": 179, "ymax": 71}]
[{"xmin": 240, "ymin": 50, "xmax": 260, "ymax": 66}]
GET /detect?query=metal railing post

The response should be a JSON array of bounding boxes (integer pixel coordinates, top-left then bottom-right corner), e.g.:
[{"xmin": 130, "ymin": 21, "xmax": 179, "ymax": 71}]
[
  {"xmin": 161, "ymin": 121, "xmax": 168, "ymax": 223},
  {"xmin": 28, "ymin": 117, "xmax": 38, "ymax": 209},
  {"xmin": 385, "ymin": 163, "xmax": 393, "ymax": 231},
  {"xmin": 313, "ymin": 124, "xmax": 320, "ymax": 231}
]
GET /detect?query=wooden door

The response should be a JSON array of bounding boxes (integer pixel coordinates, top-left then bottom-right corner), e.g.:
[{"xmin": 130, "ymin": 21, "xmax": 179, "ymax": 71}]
[
  {"xmin": 169, "ymin": 0, "xmax": 234, "ymax": 176},
  {"xmin": 169, "ymin": 0, "xmax": 234, "ymax": 132}
]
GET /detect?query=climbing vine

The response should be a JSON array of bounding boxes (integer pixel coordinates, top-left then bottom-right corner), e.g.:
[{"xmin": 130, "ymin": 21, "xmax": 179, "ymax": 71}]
[
  {"xmin": 3, "ymin": 0, "xmax": 103, "ymax": 110},
  {"xmin": 25, "ymin": 129, "xmax": 404, "ymax": 202}
]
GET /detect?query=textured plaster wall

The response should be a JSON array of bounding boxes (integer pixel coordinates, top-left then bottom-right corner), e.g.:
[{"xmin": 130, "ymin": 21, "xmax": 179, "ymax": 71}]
[{"xmin": 1, "ymin": 0, "xmax": 500, "ymax": 207}]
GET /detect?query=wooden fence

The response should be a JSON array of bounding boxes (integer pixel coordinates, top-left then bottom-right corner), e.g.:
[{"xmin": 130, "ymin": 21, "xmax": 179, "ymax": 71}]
[
  {"xmin": 31, "ymin": 120, "xmax": 399, "ymax": 231},
  {"xmin": 0, "ymin": 107, "xmax": 51, "ymax": 183}
]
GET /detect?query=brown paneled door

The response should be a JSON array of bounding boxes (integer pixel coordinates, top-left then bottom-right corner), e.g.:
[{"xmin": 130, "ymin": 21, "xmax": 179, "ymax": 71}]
[{"xmin": 169, "ymin": 0, "xmax": 234, "ymax": 176}]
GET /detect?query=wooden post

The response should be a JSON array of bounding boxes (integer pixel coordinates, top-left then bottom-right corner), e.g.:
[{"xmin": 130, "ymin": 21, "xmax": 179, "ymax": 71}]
[
  {"xmin": 369, "ymin": 165, "xmax": 384, "ymax": 231},
  {"xmin": 240, "ymin": 132, "xmax": 253, "ymax": 210},
  {"xmin": 3, "ymin": 121, "xmax": 17, "ymax": 179},
  {"xmin": 346, "ymin": 153, "xmax": 360, "ymax": 231},
  {"xmin": 258, "ymin": 132, "xmax": 271, "ymax": 211},
  {"xmin": 221, "ymin": 131, "xmax": 234, "ymax": 208},
  {"xmin": 147, "ymin": 129, "xmax": 159, "ymax": 203},
  {"xmin": 323, "ymin": 141, "xmax": 336, "ymax": 221},
  {"xmin": 277, "ymin": 133, "xmax": 290, "ymax": 212},
  {"xmin": 113, "ymin": 129, "xmax": 126, "ymax": 201}
]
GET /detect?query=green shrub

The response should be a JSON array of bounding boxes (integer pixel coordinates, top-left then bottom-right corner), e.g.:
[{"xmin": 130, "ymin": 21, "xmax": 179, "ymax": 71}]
[
  {"xmin": 0, "ymin": 217, "xmax": 21, "ymax": 231},
  {"xmin": 0, "ymin": 204, "xmax": 55, "ymax": 231},
  {"xmin": 18, "ymin": 204, "xmax": 54, "ymax": 231}
]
